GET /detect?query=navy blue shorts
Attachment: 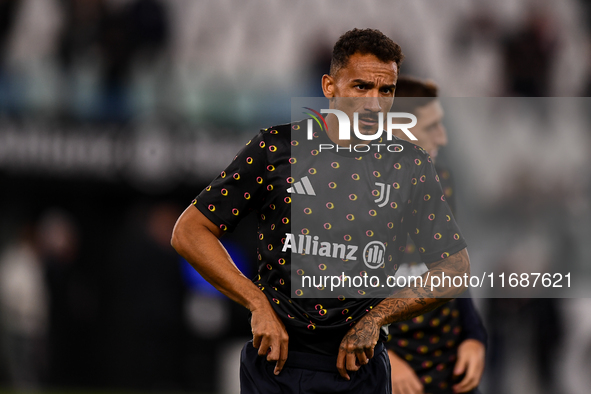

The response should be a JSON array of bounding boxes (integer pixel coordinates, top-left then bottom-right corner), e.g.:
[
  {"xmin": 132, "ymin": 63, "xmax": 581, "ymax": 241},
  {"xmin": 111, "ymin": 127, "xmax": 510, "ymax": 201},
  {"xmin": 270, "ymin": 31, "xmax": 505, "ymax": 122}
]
[{"xmin": 240, "ymin": 340, "xmax": 391, "ymax": 394}]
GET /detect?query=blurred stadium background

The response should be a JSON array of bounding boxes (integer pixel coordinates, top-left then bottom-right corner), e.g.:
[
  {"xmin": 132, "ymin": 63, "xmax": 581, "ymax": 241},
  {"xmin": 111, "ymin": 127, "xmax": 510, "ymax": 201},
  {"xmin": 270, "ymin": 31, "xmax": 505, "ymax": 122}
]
[{"xmin": 1, "ymin": 0, "xmax": 591, "ymax": 393}]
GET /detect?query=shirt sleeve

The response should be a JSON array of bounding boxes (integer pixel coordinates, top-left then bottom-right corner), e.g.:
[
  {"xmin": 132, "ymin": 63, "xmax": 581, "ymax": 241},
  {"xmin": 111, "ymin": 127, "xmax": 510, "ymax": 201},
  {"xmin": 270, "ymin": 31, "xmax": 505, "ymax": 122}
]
[
  {"xmin": 457, "ymin": 294, "xmax": 488, "ymax": 348},
  {"xmin": 193, "ymin": 131, "xmax": 269, "ymax": 232},
  {"xmin": 405, "ymin": 153, "xmax": 467, "ymax": 263}
]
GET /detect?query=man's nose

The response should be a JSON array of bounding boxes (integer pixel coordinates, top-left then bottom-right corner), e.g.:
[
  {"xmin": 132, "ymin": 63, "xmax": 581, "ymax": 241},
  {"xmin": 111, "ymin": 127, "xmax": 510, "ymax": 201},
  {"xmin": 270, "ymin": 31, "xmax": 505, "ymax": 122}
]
[
  {"xmin": 363, "ymin": 91, "xmax": 381, "ymax": 112},
  {"xmin": 433, "ymin": 124, "xmax": 448, "ymax": 148}
]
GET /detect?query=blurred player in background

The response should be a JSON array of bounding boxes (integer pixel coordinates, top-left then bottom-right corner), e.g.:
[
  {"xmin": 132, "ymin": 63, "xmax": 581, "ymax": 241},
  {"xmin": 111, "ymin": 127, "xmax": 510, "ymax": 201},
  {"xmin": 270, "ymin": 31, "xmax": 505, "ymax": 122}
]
[{"xmin": 387, "ymin": 76, "xmax": 487, "ymax": 394}]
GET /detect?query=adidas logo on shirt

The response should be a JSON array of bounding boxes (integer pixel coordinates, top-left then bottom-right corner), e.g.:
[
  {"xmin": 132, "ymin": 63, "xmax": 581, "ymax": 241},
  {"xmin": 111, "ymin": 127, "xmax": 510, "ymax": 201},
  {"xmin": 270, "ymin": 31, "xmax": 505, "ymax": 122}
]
[{"xmin": 287, "ymin": 176, "xmax": 316, "ymax": 196}]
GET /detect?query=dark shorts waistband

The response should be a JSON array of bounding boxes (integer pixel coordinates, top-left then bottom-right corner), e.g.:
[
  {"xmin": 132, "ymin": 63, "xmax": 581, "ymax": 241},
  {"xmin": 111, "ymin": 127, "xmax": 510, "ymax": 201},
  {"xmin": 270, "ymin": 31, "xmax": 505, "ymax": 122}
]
[{"xmin": 283, "ymin": 342, "xmax": 385, "ymax": 373}]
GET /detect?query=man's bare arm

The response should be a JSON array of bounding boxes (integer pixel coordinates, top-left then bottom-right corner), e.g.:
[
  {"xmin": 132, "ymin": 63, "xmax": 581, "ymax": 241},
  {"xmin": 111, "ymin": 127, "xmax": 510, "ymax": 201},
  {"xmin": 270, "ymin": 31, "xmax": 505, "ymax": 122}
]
[
  {"xmin": 336, "ymin": 248, "xmax": 470, "ymax": 379},
  {"xmin": 364, "ymin": 248, "xmax": 469, "ymax": 325},
  {"xmin": 171, "ymin": 205, "xmax": 289, "ymax": 375}
]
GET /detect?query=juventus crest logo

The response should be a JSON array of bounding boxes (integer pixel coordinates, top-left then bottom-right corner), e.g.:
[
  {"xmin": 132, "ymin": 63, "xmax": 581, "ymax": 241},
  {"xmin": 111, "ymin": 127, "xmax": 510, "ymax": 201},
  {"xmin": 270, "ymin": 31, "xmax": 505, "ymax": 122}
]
[{"xmin": 374, "ymin": 182, "xmax": 391, "ymax": 208}]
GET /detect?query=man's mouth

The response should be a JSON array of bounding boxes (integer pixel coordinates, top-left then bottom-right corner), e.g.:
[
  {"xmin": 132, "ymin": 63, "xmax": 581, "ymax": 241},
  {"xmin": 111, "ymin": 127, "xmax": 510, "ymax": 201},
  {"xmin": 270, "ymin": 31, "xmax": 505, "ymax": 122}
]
[{"xmin": 358, "ymin": 114, "xmax": 379, "ymax": 127}]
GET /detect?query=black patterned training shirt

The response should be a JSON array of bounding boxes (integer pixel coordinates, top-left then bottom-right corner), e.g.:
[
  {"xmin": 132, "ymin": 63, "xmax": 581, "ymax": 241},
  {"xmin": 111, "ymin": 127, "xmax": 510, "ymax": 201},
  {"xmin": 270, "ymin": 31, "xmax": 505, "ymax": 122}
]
[{"xmin": 193, "ymin": 119, "xmax": 467, "ymax": 355}]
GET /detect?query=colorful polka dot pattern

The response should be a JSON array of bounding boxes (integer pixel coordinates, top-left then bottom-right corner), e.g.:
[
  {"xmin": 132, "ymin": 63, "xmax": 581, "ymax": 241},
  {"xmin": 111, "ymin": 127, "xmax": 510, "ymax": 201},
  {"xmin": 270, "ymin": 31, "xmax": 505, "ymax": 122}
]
[
  {"xmin": 386, "ymin": 164, "xmax": 477, "ymax": 393},
  {"xmin": 288, "ymin": 120, "xmax": 467, "ymax": 301},
  {"xmin": 193, "ymin": 118, "xmax": 467, "ymax": 355},
  {"xmin": 388, "ymin": 301, "xmax": 463, "ymax": 393}
]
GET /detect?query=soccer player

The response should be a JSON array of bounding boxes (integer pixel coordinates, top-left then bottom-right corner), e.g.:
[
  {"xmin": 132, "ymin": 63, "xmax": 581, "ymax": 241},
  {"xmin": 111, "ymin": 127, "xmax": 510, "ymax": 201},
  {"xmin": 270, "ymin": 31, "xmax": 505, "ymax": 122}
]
[
  {"xmin": 387, "ymin": 76, "xmax": 486, "ymax": 394},
  {"xmin": 171, "ymin": 29, "xmax": 470, "ymax": 394}
]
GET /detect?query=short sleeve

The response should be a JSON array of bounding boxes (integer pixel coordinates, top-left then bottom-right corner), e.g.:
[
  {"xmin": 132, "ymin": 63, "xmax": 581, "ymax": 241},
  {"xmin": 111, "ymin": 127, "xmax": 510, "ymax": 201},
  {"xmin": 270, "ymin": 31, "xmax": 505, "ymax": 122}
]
[
  {"xmin": 404, "ymin": 154, "xmax": 467, "ymax": 263},
  {"xmin": 193, "ymin": 131, "xmax": 268, "ymax": 232},
  {"xmin": 457, "ymin": 295, "xmax": 488, "ymax": 347}
]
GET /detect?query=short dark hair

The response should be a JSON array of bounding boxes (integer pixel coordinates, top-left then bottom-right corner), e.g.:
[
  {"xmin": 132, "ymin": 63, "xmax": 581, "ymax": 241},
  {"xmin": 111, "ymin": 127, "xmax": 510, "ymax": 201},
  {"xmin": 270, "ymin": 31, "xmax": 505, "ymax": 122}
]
[
  {"xmin": 330, "ymin": 28, "xmax": 404, "ymax": 76},
  {"xmin": 391, "ymin": 75, "xmax": 439, "ymax": 113}
]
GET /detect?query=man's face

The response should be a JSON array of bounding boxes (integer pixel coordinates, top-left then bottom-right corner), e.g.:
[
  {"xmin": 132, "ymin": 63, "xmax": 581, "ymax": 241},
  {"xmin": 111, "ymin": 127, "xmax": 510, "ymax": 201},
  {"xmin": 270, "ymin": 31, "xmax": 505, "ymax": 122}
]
[
  {"xmin": 407, "ymin": 100, "xmax": 447, "ymax": 159},
  {"xmin": 322, "ymin": 53, "xmax": 398, "ymax": 138}
]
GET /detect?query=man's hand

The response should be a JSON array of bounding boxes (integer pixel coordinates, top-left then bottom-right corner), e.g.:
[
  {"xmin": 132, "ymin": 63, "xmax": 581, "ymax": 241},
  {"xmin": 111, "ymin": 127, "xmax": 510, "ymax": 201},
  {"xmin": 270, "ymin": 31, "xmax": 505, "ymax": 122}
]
[
  {"xmin": 336, "ymin": 315, "xmax": 381, "ymax": 380},
  {"xmin": 452, "ymin": 339, "xmax": 485, "ymax": 393},
  {"xmin": 388, "ymin": 349, "xmax": 424, "ymax": 394},
  {"xmin": 171, "ymin": 206, "xmax": 290, "ymax": 373},
  {"xmin": 251, "ymin": 304, "xmax": 289, "ymax": 375}
]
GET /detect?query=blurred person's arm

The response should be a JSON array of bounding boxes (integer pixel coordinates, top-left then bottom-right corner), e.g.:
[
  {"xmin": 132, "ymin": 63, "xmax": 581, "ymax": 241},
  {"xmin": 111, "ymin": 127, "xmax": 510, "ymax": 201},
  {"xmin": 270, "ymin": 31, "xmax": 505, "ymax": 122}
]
[
  {"xmin": 388, "ymin": 349, "xmax": 424, "ymax": 394},
  {"xmin": 452, "ymin": 295, "xmax": 486, "ymax": 392},
  {"xmin": 456, "ymin": 295, "xmax": 487, "ymax": 347},
  {"xmin": 337, "ymin": 248, "xmax": 470, "ymax": 380},
  {"xmin": 452, "ymin": 339, "xmax": 485, "ymax": 393},
  {"xmin": 171, "ymin": 205, "xmax": 289, "ymax": 375}
]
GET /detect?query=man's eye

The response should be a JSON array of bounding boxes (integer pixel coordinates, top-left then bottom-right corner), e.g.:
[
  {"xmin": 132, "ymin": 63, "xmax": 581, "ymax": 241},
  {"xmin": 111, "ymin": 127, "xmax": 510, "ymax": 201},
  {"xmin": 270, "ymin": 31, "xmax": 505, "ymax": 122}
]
[
  {"xmin": 381, "ymin": 88, "xmax": 392, "ymax": 94},
  {"xmin": 355, "ymin": 85, "xmax": 367, "ymax": 90}
]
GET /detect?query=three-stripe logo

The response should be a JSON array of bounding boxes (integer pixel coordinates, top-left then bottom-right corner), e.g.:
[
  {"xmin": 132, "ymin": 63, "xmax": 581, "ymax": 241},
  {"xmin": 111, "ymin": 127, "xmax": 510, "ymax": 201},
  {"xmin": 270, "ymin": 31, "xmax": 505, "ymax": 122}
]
[{"xmin": 287, "ymin": 176, "xmax": 316, "ymax": 196}]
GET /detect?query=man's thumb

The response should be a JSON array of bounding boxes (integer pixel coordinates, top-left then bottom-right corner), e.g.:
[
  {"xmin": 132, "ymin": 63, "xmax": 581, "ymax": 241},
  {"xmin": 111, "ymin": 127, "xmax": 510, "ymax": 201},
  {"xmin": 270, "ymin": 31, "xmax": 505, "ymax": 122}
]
[{"xmin": 453, "ymin": 356, "xmax": 467, "ymax": 376}]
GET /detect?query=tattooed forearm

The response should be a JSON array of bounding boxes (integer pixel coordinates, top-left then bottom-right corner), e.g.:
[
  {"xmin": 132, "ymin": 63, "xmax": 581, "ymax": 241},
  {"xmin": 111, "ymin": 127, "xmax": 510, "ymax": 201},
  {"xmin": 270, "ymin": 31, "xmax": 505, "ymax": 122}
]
[
  {"xmin": 362, "ymin": 248, "xmax": 470, "ymax": 327},
  {"xmin": 336, "ymin": 248, "xmax": 470, "ymax": 377}
]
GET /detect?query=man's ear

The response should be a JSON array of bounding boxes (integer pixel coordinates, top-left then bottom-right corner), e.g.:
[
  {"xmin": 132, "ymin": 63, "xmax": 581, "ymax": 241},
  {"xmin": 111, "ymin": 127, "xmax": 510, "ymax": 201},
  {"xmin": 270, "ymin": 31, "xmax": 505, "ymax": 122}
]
[{"xmin": 322, "ymin": 74, "xmax": 335, "ymax": 98}]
